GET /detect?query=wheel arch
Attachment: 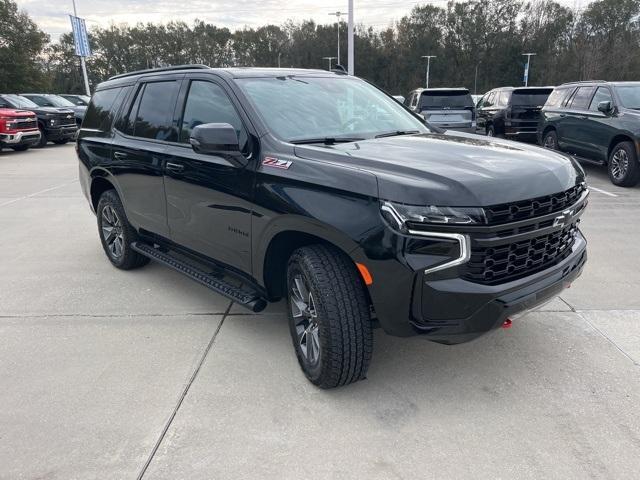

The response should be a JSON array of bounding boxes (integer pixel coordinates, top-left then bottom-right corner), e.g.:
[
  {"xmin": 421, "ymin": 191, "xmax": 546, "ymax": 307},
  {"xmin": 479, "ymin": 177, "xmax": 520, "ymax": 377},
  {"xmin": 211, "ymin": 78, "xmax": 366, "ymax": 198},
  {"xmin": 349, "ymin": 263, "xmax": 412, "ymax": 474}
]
[
  {"xmin": 607, "ymin": 134, "xmax": 636, "ymax": 162},
  {"xmin": 89, "ymin": 170, "xmax": 121, "ymax": 211},
  {"xmin": 258, "ymin": 222, "xmax": 366, "ymax": 302}
]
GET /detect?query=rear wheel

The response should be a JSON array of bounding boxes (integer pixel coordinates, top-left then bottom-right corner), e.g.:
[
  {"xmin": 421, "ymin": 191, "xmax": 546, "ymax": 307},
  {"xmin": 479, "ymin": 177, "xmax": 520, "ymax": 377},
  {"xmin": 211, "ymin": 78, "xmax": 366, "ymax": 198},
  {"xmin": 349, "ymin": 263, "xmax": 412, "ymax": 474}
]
[
  {"xmin": 608, "ymin": 141, "xmax": 640, "ymax": 187},
  {"xmin": 96, "ymin": 190, "xmax": 150, "ymax": 270},
  {"xmin": 286, "ymin": 244, "xmax": 373, "ymax": 389},
  {"xmin": 542, "ymin": 130, "xmax": 558, "ymax": 150}
]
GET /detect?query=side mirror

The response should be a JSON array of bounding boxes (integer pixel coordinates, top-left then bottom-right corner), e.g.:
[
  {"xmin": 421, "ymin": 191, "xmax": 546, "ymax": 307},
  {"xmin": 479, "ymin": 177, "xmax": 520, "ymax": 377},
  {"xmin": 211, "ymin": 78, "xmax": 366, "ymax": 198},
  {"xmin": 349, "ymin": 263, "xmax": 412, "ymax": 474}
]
[
  {"xmin": 598, "ymin": 100, "xmax": 613, "ymax": 115},
  {"xmin": 189, "ymin": 123, "xmax": 247, "ymax": 167},
  {"xmin": 393, "ymin": 95, "xmax": 405, "ymax": 104}
]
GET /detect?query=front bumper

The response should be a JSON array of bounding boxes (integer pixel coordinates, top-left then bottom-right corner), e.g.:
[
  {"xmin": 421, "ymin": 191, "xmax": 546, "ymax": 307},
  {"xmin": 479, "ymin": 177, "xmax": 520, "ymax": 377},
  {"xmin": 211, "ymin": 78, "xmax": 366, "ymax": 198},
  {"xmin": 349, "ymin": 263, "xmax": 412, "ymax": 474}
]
[
  {"xmin": 44, "ymin": 124, "xmax": 78, "ymax": 141},
  {"xmin": 442, "ymin": 125, "xmax": 476, "ymax": 134},
  {"xmin": 0, "ymin": 130, "xmax": 41, "ymax": 146},
  {"xmin": 409, "ymin": 234, "xmax": 586, "ymax": 343}
]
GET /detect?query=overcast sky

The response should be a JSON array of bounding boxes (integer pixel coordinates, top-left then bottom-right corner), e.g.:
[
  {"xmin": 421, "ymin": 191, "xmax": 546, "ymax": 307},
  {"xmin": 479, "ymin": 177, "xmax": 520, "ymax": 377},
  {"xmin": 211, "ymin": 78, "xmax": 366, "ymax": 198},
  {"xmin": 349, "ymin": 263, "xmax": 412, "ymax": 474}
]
[{"xmin": 17, "ymin": 0, "xmax": 589, "ymax": 42}]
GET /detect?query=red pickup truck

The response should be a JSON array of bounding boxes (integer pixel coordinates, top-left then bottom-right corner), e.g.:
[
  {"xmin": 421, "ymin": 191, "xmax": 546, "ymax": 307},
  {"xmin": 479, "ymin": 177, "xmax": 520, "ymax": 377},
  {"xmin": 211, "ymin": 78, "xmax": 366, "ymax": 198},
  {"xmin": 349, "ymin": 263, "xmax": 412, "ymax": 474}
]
[{"xmin": 0, "ymin": 108, "xmax": 41, "ymax": 152}]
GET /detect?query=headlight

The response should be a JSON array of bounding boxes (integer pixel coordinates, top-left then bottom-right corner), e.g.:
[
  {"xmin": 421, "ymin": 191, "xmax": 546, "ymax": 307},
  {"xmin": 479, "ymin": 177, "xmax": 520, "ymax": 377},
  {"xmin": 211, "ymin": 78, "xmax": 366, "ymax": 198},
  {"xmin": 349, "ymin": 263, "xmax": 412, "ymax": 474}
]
[
  {"xmin": 381, "ymin": 201, "xmax": 486, "ymax": 231},
  {"xmin": 50, "ymin": 119, "xmax": 56, "ymax": 125}
]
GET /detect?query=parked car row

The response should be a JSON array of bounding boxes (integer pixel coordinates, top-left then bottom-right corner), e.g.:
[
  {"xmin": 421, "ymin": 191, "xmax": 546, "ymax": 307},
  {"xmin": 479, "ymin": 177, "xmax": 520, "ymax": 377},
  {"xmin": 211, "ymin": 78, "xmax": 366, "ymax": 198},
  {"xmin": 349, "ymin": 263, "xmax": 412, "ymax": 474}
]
[
  {"xmin": 405, "ymin": 80, "xmax": 640, "ymax": 187},
  {"xmin": 0, "ymin": 93, "xmax": 81, "ymax": 151}
]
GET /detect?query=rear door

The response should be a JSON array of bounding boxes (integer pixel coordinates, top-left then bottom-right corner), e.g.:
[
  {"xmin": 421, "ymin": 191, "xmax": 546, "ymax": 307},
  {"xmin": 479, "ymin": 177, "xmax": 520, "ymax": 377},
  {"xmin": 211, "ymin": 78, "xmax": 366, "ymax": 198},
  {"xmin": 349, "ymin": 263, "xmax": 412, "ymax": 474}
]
[
  {"xmin": 163, "ymin": 76, "xmax": 256, "ymax": 274},
  {"xmin": 418, "ymin": 90, "xmax": 474, "ymax": 129},
  {"xmin": 562, "ymin": 86, "xmax": 596, "ymax": 156},
  {"xmin": 477, "ymin": 90, "xmax": 497, "ymax": 134},
  {"xmin": 111, "ymin": 77, "xmax": 181, "ymax": 237}
]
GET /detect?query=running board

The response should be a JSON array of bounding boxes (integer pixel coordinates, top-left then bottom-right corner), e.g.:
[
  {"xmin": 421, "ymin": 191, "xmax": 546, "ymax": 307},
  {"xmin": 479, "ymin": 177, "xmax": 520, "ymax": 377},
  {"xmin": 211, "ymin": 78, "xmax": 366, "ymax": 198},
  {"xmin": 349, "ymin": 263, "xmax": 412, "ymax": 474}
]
[{"xmin": 131, "ymin": 242, "xmax": 267, "ymax": 313}]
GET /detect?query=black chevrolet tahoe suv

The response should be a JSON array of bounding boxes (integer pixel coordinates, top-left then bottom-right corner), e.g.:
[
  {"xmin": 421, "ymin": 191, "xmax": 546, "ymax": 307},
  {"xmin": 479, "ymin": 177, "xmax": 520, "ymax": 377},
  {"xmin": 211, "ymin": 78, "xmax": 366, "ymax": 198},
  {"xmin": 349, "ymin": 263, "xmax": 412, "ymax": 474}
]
[
  {"xmin": 77, "ymin": 66, "xmax": 588, "ymax": 389},
  {"xmin": 0, "ymin": 94, "xmax": 77, "ymax": 147},
  {"xmin": 476, "ymin": 86, "xmax": 553, "ymax": 141},
  {"xmin": 539, "ymin": 81, "xmax": 640, "ymax": 187}
]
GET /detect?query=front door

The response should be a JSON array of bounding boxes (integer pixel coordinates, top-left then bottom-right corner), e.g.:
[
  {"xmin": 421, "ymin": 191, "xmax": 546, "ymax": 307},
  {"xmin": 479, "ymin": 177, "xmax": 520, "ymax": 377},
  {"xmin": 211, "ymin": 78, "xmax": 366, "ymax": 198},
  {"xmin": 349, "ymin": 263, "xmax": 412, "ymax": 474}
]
[{"xmin": 163, "ymin": 77, "xmax": 256, "ymax": 275}]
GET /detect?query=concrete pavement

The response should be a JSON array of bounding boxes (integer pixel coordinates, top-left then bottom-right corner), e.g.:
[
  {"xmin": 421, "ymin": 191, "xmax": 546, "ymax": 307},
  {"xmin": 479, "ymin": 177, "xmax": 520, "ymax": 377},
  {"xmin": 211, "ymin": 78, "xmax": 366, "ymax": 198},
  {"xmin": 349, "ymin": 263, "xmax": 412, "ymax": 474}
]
[{"xmin": 1, "ymin": 145, "xmax": 639, "ymax": 479}]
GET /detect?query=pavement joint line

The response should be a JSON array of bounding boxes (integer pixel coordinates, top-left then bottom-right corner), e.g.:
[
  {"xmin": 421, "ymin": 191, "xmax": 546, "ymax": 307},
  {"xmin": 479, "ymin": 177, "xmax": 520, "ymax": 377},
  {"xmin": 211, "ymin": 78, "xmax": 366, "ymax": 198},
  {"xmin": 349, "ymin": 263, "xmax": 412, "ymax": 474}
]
[
  {"xmin": 0, "ymin": 180, "xmax": 78, "ymax": 207},
  {"xmin": 588, "ymin": 186, "xmax": 618, "ymax": 197},
  {"xmin": 575, "ymin": 310, "xmax": 640, "ymax": 367},
  {"xmin": 0, "ymin": 312, "xmax": 230, "ymax": 319},
  {"xmin": 558, "ymin": 296, "xmax": 576, "ymax": 312},
  {"xmin": 136, "ymin": 300, "xmax": 233, "ymax": 480}
]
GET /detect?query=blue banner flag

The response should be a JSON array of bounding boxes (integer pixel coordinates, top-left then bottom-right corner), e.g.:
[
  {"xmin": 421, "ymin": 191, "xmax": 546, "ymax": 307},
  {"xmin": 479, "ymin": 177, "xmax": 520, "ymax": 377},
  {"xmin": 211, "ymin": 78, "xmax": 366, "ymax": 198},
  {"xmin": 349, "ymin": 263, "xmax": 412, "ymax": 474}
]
[{"xmin": 69, "ymin": 15, "xmax": 92, "ymax": 57}]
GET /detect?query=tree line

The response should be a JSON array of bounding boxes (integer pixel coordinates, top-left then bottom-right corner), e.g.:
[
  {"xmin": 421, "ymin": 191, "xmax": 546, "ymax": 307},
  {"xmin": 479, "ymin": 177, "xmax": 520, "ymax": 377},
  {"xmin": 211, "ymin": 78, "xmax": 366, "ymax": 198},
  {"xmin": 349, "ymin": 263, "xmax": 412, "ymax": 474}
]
[{"xmin": 1, "ymin": 0, "xmax": 639, "ymax": 97}]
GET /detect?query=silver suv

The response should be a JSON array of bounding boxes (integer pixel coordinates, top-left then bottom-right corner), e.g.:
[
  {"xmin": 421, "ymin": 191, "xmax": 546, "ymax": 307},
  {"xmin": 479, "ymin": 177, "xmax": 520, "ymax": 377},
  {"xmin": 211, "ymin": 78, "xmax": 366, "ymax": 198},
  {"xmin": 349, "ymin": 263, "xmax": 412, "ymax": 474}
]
[{"xmin": 406, "ymin": 87, "xmax": 476, "ymax": 133}]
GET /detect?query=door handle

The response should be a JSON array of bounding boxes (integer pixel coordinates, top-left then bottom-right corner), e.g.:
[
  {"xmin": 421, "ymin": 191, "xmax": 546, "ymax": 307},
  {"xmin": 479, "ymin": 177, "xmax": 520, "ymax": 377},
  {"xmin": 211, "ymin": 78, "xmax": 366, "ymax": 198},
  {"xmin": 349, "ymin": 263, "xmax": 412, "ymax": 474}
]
[
  {"xmin": 113, "ymin": 151, "xmax": 127, "ymax": 160},
  {"xmin": 166, "ymin": 162, "xmax": 185, "ymax": 174},
  {"xmin": 559, "ymin": 114, "xmax": 566, "ymax": 117}
]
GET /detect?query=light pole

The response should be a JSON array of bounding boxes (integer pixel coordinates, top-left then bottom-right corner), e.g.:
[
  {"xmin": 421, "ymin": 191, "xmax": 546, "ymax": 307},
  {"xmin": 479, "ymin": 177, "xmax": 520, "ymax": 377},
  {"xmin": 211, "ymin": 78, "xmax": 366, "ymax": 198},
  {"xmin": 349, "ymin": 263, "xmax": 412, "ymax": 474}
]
[
  {"xmin": 322, "ymin": 56, "xmax": 338, "ymax": 71},
  {"xmin": 522, "ymin": 52, "xmax": 536, "ymax": 87},
  {"xmin": 421, "ymin": 55, "xmax": 436, "ymax": 89},
  {"xmin": 328, "ymin": 11, "xmax": 344, "ymax": 65},
  {"xmin": 278, "ymin": 52, "xmax": 281, "ymax": 68},
  {"xmin": 347, "ymin": 0, "xmax": 354, "ymax": 75},
  {"xmin": 71, "ymin": 0, "xmax": 91, "ymax": 96}
]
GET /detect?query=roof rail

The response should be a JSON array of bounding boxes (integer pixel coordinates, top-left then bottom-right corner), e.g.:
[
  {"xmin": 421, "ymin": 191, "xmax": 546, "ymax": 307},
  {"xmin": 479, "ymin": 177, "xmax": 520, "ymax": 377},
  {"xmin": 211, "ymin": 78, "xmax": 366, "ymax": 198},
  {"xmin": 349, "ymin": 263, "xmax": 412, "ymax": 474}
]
[
  {"xmin": 108, "ymin": 64, "xmax": 210, "ymax": 81},
  {"xmin": 561, "ymin": 80, "xmax": 607, "ymax": 85}
]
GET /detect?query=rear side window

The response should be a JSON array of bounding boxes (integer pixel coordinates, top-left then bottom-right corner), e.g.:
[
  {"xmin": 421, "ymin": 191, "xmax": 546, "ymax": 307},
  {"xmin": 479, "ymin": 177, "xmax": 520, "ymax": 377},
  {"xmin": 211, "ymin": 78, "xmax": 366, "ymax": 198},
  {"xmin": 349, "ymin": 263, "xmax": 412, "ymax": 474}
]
[
  {"xmin": 126, "ymin": 81, "xmax": 180, "ymax": 141},
  {"xmin": 568, "ymin": 86, "xmax": 595, "ymax": 110},
  {"xmin": 511, "ymin": 89, "xmax": 552, "ymax": 107},
  {"xmin": 179, "ymin": 80, "xmax": 248, "ymax": 150},
  {"xmin": 497, "ymin": 91, "xmax": 510, "ymax": 107},
  {"xmin": 420, "ymin": 91, "xmax": 473, "ymax": 109},
  {"xmin": 82, "ymin": 87, "xmax": 126, "ymax": 131},
  {"xmin": 589, "ymin": 87, "xmax": 613, "ymax": 111}
]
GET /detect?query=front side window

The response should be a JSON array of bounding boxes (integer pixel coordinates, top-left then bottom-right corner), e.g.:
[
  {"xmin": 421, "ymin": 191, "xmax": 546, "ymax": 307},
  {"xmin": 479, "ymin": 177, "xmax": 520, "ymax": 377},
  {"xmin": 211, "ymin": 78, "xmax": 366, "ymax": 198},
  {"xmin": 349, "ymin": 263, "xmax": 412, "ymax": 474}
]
[
  {"xmin": 179, "ymin": 80, "xmax": 248, "ymax": 150},
  {"xmin": 589, "ymin": 87, "xmax": 613, "ymax": 111},
  {"xmin": 130, "ymin": 81, "xmax": 180, "ymax": 141},
  {"xmin": 1, "ymin": 94, "xmax": 39, "ymax": 109},
  {"xmin": 237, "ymin": 76, "xmax": 428, "ymax": 142},
  {"xmin": 615, "ymin": 85, "xmax": 640, "ymax": 109},
  {"xmin": 568, "ymin": 87, "xmax": 595, "ymax": 110}
]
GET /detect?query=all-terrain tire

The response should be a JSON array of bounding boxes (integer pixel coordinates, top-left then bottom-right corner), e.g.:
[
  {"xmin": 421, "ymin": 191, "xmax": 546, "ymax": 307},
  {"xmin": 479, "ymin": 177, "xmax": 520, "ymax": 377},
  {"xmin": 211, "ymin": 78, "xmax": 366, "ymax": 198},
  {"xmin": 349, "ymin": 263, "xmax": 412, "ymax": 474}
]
[
  {"xmin": 286, "ymin": 244, "xmax": 373, "ymax": 389},
  {"xmin": 608, "ymin": 140, "xmax": 640, "ymax": 187},
  {"xmin": 96, "ymin": 189, "xmax": 150, "ymax": 270}
]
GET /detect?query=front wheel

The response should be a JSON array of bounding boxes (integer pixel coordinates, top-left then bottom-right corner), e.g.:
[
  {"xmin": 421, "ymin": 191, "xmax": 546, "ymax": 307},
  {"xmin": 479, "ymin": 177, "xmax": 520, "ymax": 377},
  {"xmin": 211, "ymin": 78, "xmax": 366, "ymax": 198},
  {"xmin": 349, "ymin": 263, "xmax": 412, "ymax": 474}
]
[
  {"xmin": 36, "ymin": 128, "xmax": 47, "ymax": 148},
  {"xmin": 11, "ymin": 145, "xmax": 30, "ymax": 152},
  {"xmin": 608, "ymin": 141, "xmax": 640, "ymax": 187},
  {"xmin": 286, "ymin": 244, "xmax": 373, "ymax": 389},
  {"xmin": 487, "ymin": 125, "xmax": 503, "ymax": 138}
]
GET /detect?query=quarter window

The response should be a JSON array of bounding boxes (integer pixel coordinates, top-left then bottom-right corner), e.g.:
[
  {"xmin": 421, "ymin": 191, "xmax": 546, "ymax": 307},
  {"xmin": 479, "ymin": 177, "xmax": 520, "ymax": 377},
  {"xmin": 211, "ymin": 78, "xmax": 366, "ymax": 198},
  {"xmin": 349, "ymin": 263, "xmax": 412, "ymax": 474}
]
[
  {"xmin": 179, "ymin": 80, "xmax": 248, "ymax": 150},
  {"xmin": 545, "ymin": 88, "xmax": 569, "ymax": 108},
  {"xmin": 82, "ymin": 87, "xmax": 126, "ymax": 131},
  {"xmin": 589, "ymin": 87, "xmax": 613, "ymax": 111}
]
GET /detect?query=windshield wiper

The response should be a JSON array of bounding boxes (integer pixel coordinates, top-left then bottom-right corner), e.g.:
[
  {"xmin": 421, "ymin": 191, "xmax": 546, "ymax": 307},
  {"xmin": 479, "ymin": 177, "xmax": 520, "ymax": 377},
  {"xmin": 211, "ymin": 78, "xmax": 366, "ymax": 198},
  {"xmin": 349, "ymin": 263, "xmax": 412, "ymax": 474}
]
[
  {"xmin": 374, "ymin": 130, "xmax": 420, "ymax": 139},
  {"xmin": 290, "ymin": 137, "xmax": 364, "ymax": 145}
]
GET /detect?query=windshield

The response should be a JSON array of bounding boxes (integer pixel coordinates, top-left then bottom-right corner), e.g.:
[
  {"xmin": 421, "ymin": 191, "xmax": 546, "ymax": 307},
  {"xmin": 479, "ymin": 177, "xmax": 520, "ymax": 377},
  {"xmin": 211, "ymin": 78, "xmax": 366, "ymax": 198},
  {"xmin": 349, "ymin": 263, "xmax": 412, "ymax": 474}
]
[
  {"xmin": 63, "ymin": 95, "xmax": 90, "ymax": 106},
  {"xmin": 236, "ymin": 76, "xmax": 427, "ymax": 142},
  {"xmin": 41, "ymin": 95, "xmax": 76, "ymax": 108},
  {"xmin": 2, "ymin": 94, "xmax": 39, "ymax": 109},
  {"xmin": 420, "ymin": 91, "xmax": 473, "ymax": 109},
  {"xmin": 616, "ymin": 85, "xmax": 640, "ymax": 109},
  {"xmin": 511, "ymin": 90, "xmax": 552, "ymax": 107}
]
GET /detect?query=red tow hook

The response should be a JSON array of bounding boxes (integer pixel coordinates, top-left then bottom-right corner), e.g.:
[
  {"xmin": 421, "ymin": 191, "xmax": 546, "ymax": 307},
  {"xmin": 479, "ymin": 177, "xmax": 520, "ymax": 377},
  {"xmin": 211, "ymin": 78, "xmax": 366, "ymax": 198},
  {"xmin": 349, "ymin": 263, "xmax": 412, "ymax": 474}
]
[{"xmin": 502, "ymin": 318, "xmax": 513, "ymax": 329}]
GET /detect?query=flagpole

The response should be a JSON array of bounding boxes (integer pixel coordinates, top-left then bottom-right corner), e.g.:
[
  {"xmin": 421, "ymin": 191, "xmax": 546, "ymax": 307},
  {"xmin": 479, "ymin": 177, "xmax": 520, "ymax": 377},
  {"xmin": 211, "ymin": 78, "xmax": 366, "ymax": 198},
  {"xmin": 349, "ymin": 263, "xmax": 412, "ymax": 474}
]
[{"xmin": 72, "ymin": 0, "xmax": 91, "ymax": 96}]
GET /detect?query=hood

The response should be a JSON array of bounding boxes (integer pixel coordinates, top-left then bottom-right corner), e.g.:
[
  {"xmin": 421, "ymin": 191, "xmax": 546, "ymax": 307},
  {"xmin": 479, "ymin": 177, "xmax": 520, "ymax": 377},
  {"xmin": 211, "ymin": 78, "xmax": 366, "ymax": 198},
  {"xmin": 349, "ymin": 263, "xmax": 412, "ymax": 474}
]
[
  {"xmin": 30, "ymin": 106, "xmax": 75, "ymax": 116},
  {"xmin": 70, "ymin": 105, "xmax": 87, "ymax": 117},
  {"xmin": 0, "ymin": 108, "xmax": 36, "ymax": 118},
  {"xmin": 293, "ymin": 132, "xmax": 584, "ymax": 206}
]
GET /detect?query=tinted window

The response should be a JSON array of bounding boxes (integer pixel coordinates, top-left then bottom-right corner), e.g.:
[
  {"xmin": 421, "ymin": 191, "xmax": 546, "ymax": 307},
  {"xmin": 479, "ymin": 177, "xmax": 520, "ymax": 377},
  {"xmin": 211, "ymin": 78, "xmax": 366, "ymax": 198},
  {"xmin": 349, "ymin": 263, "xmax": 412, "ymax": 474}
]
[
  {"xmin": 83, "ymin": 87, "xmax": 126, "ymax": 131},
  {"xmin": 589, "ymin": 87, "xmax": 613, "ymax": 111},
  {"xmin": 615, "ymin": 85, "xmax": 640, "ymax": 109},
  {"xmin": 568, "ymin": 86, "xmax": 595, "ymax": 110},
  {"xmin": 1, "ymin": 94, "xmax": 39, "ymax": 109},
  {"xmin": 545, "ymin": 88, "xmax": 569, "ymax": 108},
  {"xmin": 132, "ymin": 81, "xmax": 180, "ymax": 141},
  {"xmin": 179, "ymin": 81, "xmax": 248, "ymax": 150},
  {"xmin": 483, "ymin": 92, "xmax": 496, "ymax": 107},
  {"xmin": 511, "ymin": 89, "xmax": 552, "ymax": 107},
  {"xmin": 420, "ymin": 91, "xmax": 473, "ymax": 109}
]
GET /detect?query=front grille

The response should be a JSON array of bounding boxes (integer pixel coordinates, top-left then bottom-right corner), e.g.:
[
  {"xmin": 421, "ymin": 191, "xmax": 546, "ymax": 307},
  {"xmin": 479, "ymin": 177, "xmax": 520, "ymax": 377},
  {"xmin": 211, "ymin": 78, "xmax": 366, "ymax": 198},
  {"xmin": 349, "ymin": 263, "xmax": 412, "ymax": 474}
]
[
  {"xmin": 484, "ymin": 184, "xmax": 586, "ymax": 225},
  {"xmin": 464, "ymin": 221, "xmax": 579, "ymax": 285},
  {"xmin": 56, "ymin": 114, "xmax": 76, "ymax": 126},
  {"xmin": 15, "ymin": 118, "xmax": 37, "ymax": 130}
]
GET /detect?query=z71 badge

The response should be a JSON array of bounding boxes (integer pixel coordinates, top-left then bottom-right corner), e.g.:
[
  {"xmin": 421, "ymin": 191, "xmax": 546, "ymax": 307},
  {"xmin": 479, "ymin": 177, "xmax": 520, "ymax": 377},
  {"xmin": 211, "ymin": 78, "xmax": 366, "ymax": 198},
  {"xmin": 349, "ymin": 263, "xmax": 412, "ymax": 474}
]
[{"xmin": 262, "ymin": 157, "xmax": 292, "ymax": 169}]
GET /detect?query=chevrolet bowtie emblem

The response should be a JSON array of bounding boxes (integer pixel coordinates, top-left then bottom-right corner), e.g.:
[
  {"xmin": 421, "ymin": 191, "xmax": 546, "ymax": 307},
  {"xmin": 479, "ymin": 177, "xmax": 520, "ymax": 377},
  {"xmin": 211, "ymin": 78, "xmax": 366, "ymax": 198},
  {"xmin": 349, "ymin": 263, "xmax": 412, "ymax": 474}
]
[{"xmin": 553, "ymin": 208, "xmax": 574, "ymax": 228}]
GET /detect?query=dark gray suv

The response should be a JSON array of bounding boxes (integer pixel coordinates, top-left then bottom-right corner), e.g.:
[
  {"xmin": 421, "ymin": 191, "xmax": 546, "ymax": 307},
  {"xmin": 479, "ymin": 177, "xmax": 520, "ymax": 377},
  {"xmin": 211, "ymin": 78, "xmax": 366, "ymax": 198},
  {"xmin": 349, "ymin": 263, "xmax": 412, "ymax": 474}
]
[{"xmin": 539, "ymin": 81, "xmax": 640, "ymax": 187}]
